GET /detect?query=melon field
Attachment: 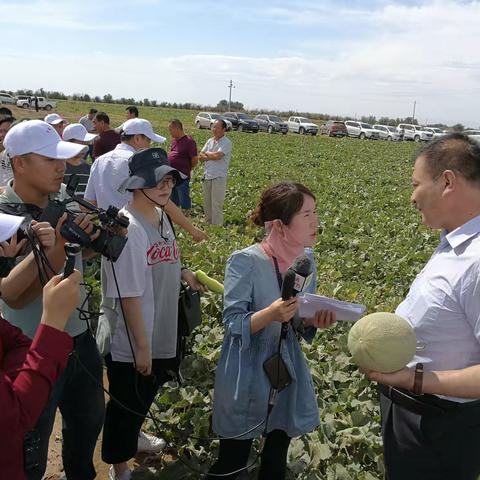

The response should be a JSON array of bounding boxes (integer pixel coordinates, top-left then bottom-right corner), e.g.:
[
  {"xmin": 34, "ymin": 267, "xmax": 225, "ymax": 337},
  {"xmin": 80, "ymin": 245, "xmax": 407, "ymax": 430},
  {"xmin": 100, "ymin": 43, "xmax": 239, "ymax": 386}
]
[{"xmin": 48, "ymin": 101, "xmax": 439, "ymax": 478}]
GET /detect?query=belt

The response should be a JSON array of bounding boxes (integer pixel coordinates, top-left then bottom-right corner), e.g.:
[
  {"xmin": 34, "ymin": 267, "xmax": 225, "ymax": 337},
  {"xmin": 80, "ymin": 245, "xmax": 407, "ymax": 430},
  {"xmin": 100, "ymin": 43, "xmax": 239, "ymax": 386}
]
[{"xmin": 378, "ymin": 385, "xmax": 480, "ymax": 416}]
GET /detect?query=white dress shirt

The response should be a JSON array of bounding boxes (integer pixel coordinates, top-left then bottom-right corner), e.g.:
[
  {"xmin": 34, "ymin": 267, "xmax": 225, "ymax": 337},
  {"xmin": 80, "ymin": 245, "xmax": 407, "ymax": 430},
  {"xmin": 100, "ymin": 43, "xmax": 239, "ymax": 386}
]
[
  {"xmin": 396, "ymin": 215, "xmax": 480, "ymax": 402},
  {"xmin": 84, "ymin": 143, "xmax": 136, "ymax": 210}
]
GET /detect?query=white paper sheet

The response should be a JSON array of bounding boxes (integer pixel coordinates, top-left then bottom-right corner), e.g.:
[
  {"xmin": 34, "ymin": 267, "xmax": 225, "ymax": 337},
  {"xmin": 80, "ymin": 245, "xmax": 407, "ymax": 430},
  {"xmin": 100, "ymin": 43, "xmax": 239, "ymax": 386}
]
[
  {"xmin": 299, "ymin": 293, "xmax": 366, "ymax": 322},
  {"xmin": 0, "ymin": 213, "xmax": 25, "ymax": 243}
]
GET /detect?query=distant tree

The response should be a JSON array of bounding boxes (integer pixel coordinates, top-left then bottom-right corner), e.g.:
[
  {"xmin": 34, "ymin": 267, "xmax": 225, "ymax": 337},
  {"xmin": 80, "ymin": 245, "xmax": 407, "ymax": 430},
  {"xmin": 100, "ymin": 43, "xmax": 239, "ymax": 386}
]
[
  {"xmin": 94, "ymin": 96, "xmax": 101, "ymax": 103},
  {"xmin": 151, "ymin": 100, "xmax": 157, "ymax": 107},
  {"xmin": 103, "ymin": 93, "xmax": 113, "ymax": 103},
  {"xmin": 143, "ymin": 98, "xmax": 151, "ymax": 106},
  {"xmin": 452, "ymin": 123, "xmax": 464, "ymax": 132}
]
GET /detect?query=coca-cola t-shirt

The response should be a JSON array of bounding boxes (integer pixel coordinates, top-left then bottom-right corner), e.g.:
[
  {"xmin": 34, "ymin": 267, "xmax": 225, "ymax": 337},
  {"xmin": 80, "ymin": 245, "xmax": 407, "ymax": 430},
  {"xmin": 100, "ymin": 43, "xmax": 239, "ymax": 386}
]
[{"xmin": 97, "ymin": 204, "xmax": 181, "ymax": 361}]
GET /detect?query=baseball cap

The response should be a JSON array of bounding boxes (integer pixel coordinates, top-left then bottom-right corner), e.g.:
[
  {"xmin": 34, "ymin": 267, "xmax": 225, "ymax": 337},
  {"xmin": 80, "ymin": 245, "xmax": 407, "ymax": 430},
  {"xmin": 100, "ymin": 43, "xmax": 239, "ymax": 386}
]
[
  {"xmin": 0, "ymin": 213, "xmax": 24, "ymax": 242},
  {"xmin": 122, "ymin": 118, "xmax": 166, "ymax": 143},
  {"xmin": 118, "ymin": 147, "xmax": 186, "ymax": 193},
  {"xmin": 44, "ymin": 113, "xmax": 66, "ymax": 126},
  {"xmin": 3, "ymin": 120, "xmax": 86, "ymax": 159},
  {"xmin": 63, "ymin": 123, "xmax": 98, "ymax": 142}
]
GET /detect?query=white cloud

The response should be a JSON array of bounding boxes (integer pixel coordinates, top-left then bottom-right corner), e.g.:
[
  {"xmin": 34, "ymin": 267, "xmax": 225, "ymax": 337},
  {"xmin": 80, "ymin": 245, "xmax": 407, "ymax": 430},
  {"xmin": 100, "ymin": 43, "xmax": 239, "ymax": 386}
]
[{"xmin": 1, "ymin": 1, "xmax": 479, "ymax": 126}]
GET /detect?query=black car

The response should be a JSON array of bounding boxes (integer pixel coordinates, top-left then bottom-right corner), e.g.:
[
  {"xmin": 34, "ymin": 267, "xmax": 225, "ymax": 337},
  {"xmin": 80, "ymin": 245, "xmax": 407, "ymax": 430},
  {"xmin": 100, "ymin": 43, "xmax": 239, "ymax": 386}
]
[
  {"xmin": 223, "ymin": 112, "xmax": 259, "ymax": 133},
  {"xmin": 254, "ymin": 114, "xmax": 288, "ymax": 134}
]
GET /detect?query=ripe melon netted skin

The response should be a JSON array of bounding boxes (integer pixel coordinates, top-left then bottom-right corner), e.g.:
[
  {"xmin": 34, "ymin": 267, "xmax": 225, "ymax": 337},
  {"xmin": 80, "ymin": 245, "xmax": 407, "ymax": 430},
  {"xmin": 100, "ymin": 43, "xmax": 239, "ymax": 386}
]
[{"xmin": 347, "ymin": 312, "xmax": 416, "ymax": 373}]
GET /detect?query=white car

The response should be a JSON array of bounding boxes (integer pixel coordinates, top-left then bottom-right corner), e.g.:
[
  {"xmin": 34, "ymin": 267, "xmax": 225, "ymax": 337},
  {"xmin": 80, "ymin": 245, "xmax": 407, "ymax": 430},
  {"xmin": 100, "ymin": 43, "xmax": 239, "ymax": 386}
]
[
  {"xmin": 397, "ymin": 124, "xmax": 433, "ymax": 142},
  {"xmin": 15, "ymin": 96, "xmax": 56, "ymax": 110},
  {"xmin": 286, "ymin": 116, "xmax": 318, "ymax": 135},
  {"xmin": 195, "ymin": 112, "xmax": 232, "ymax": 131},
  {"xmin": 345, "ymin": 121, "xmax": 380, "ymax": 139},
  {"xmin": 373, "ymin": 125, "xmax": 401, "ymax": 141},
  {"xmin": 422, "ymin": 127, "xmax": 446, "ymax": 139},
  {"xmin": 464, "ymin": 129, "xmax": 480, "ymax": 142},
  {"xmin": 0, "ymin": 92, "xmax": 15, "ymax": 105}
]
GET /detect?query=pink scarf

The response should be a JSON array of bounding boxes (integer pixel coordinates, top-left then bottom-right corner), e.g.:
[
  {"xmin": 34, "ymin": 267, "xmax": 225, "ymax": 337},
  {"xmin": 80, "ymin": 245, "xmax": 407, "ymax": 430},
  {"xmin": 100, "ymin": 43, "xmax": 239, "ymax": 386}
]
[{"xmin": 261, "ymin": 220, "xmax": 305, "ymax": 273}]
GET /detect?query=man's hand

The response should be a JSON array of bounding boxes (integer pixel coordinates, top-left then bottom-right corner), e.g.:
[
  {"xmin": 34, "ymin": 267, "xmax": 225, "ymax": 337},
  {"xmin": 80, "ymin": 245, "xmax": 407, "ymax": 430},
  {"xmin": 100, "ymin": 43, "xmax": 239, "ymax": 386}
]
[
  {"xmin": 0, "ymin": 233, "xmax": 27, "ymax": 257},
  {"xmin": 31, "ymin": 220, "xmax": 56, "ymax": 249},
  {"xmin": 135, "ymin": 346, "xmax": 152, "ymax": 376},
  {"xmin": 189, "ymin": 226, "xmax": 208, "ymax": 242},
  {"xmin": 181, "ymin": 269, "xmax": 207, "ymax": 294},
  {"xmin": 304, "ymin": 310, "xmax": 336, "ymax": 329},
  {"xmin": 366, "ymin": 367, "xmax": 415, "ymax": 390},
  {"xmin": 41, "ymin": 270, "xmax": 81, "ymax": 331}
]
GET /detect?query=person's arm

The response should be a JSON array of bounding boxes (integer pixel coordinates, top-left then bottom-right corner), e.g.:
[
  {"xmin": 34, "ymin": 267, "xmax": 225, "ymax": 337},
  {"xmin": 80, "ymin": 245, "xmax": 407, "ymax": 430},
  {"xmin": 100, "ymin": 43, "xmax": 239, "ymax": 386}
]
[
  {"xmin": 2, "ymin": 215, "xmax": 98, "ymax": 308},
  {"xmin": 367, "ymin": 365, "xmax": 480, "ymax": 399},
  {"xmin": 164, "ymin": 200, "xmax": 207, "ymax": 242},
  {"xmin": 200, "ymin": 151, "xmax": 224, "ymax": 161},
  {"xmin": 191, "ymin": 155, "xmax": 199, "ymax": 168},
  {"xmin": 119, "ymin": 296, "xmax": 151, "ymax": 375},
  {"xmin": 0, "ymin": 272, "xmax": 79, "ymax": 434}
]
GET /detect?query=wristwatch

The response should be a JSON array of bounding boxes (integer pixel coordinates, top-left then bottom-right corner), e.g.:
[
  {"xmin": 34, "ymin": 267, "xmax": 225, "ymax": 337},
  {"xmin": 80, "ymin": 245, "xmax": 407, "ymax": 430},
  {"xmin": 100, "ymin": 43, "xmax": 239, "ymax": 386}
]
[{"xmin": 412, "ymin": 362, "xmax": 424, "ymax": 395}]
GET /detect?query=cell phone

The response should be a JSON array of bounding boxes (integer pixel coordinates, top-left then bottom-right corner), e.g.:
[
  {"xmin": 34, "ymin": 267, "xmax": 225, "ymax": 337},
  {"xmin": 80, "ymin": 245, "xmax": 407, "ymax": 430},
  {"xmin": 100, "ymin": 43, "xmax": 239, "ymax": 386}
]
[
  {"xmin": 63, "ymin": 243, "xmax": 81, "ymax": 278},
  {"xmin": 263, "ymin": 353, "xmax": 292, "ymax": 391}
]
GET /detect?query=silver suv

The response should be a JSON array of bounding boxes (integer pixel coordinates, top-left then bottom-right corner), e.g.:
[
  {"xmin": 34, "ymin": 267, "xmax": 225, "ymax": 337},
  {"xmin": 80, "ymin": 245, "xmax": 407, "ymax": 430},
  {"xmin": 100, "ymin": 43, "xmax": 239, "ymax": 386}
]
[
  {"xmin": 195, "ymin": 112, "xmax": 232, "ymax": 131},
  {"xmin": 345, "ymin": 121, "xmax": 380, "ymax": 139},
  {"xmin": 397, "ymin": 124, "xmax": 433, "ymax": 142},
  {"xmin": 0, "ymin": 92, "xmax": 15, "ymax": 104}
]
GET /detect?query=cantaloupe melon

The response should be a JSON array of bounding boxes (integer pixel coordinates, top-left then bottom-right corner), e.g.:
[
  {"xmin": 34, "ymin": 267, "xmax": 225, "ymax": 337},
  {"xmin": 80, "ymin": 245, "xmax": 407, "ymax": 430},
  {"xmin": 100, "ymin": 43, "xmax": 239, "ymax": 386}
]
[{"xmin": 347, "ymin": 312, "xmax": 416, "ymax": 373}]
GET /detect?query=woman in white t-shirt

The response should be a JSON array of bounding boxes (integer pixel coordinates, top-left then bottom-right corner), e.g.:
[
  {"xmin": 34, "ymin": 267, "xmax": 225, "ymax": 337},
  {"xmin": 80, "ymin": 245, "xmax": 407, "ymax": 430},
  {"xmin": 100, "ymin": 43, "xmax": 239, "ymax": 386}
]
[{"xmin": 97, "ymin": 147, "xmax": 204, "ymax": 480}]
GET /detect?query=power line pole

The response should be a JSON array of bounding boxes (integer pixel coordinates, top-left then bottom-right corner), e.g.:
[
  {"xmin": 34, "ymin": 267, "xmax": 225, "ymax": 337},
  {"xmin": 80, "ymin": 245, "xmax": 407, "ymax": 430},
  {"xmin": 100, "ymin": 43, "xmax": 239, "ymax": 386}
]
[
  {"xmin": 228, "ymin": 80, "xmax": 235, "ymax": 111},
  {"xmin": 412, "ymin": 100, "xmax": 416, "ymax": 124}
]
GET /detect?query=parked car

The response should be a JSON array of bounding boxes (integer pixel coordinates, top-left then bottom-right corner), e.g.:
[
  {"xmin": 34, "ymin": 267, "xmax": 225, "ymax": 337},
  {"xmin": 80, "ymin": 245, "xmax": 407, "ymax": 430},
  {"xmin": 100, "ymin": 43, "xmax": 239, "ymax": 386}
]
[
  {"xmin": 16, "ymin": 96, "xmax": 56, "ymax": 110},
  {"xmin": 422, "ymin": 127, "xmax": 446, "ymax": 139},
  {"xmin": 223, "ymin": 112, "xmax": 259, "ymax": 132},
  {"xmin": 464, "ymin": 129, "xmax": 480, "ymax": 142},
  {"xmin": 195, "ymin": 112, "xmax": 232, "ymax": 131},
  {"xmin": 319, "ymin": 120, "xmax": 347, "ymax": 137},
  {"xmin": 254, "ymin": 114, "xmax": 288, "ymax": 134},
  {"xmin": 15, "ymin": 95, "xmax": 30, "ymax": 103},
  {"xmin": 373, "ymin": 125, "xmax": 401, "ymax": 141},
  {"xmin": 0, "ymin": 92, "xmax": 15, "ymax": 104},
  {"xmin": 344, "ymin": 121, "xmax": 380, "ymax": 139},
  {"xmin": 286, "ymin": 116, "xmax": 318, "ymax": 136},
  {"xmin": 396, "ymin": 124, "xmax": 433, "ymax": 142}
]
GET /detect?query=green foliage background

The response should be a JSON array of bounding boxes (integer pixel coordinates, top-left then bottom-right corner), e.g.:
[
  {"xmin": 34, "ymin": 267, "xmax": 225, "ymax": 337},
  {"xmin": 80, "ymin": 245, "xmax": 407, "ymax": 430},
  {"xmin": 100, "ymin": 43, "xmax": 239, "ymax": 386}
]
[{"xmin": 54, "ymin": 101, "xmax": 438, "ymax": 479}]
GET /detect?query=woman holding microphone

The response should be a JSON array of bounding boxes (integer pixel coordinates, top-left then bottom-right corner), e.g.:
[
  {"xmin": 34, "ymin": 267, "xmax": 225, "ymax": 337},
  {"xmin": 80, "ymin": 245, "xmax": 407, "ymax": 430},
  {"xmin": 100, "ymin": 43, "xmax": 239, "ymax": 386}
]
[{"xmin": 207, "ymin": 182, "xmax": 336, "ymax": 480}]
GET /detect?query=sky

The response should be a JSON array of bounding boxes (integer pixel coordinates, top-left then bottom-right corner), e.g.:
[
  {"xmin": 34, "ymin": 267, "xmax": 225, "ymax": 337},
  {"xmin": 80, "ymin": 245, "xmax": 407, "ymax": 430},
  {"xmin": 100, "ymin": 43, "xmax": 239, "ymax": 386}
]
[{"xmin": 1, "ymin": 0, "xmax": 479, "ymax": 126}]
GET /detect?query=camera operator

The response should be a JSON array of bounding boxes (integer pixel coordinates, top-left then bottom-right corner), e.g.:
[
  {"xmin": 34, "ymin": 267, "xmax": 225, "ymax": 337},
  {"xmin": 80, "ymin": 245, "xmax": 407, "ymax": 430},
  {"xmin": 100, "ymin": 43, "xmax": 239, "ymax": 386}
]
[
  {"xmin": 0, "ymin": 213, "xmax": 81, "ymax": 479},
  {"xmin": 1, "ymin": 120, "xmax": 105, "ymax": 480}
]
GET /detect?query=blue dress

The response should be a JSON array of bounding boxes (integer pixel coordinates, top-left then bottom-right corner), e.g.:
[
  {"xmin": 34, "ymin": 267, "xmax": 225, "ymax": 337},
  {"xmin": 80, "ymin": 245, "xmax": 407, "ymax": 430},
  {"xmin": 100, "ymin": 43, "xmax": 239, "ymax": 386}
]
[{"xmin": 212, "ymin": 244, "xmax": 320, "ymax": 439}]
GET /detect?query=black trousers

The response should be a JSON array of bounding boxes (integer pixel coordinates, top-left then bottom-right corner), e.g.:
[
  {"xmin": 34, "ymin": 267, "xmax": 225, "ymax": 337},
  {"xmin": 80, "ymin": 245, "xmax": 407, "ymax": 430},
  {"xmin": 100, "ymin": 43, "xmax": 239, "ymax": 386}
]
[
  {"xmin": 381, "ymin": 393, "xmax": 480, "ymax": 480},
  {"xmin": 205, "ymin": 429, "xmax": 291, "ymax": 480},
  {"xmin": 102, "ymin": 354, "xmax": 176, "ymax": 464}
]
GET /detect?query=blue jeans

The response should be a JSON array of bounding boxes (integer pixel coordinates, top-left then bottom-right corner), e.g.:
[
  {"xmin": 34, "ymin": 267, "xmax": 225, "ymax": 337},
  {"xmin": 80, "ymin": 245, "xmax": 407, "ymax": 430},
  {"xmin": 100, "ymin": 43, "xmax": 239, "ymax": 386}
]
[
  {"xmin": 171, "ymin": 179, "xmax": 192, "ymax": 210},
  {"xmin": 24, "ymin": 330, "xmax": 105, "ymax": 480}
]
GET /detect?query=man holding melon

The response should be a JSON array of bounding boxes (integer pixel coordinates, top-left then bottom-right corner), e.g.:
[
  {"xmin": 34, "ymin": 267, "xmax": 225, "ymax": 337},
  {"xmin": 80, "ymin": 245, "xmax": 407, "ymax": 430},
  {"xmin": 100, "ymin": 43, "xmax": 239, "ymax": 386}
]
[{"xmin": 364, "ymin": 134, "xmax": 480, "ymax": 480}]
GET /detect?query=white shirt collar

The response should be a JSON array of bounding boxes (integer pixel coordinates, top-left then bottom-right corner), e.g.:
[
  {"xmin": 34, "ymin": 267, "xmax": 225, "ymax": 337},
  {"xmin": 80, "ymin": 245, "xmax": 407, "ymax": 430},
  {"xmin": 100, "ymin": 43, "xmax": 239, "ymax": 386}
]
[{"xmin": 443, "ymin": 214, "xmax": 480, "ymax": 249}]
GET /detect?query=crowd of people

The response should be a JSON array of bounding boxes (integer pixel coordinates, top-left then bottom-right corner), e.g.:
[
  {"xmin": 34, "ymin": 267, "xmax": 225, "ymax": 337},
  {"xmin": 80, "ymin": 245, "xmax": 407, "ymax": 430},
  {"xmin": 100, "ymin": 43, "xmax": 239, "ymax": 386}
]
[{"xmin": 1, "ymin": 102, "xmax": 480, "ymax": 480}]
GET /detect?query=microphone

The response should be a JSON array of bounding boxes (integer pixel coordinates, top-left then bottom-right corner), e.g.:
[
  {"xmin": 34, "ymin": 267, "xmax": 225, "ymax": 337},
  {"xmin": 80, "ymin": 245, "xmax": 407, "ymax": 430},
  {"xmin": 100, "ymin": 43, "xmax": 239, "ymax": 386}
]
[
  {"xmin": 63, "ymin": 242, "xmax": 81, "ymax": 278},
  {"xmin": 280, "ymin": 254, "xmax": 313, "ymax": 339},
  {"xmin": 281, "ymin": 254, "xmax": 312, "ymax": 301}
]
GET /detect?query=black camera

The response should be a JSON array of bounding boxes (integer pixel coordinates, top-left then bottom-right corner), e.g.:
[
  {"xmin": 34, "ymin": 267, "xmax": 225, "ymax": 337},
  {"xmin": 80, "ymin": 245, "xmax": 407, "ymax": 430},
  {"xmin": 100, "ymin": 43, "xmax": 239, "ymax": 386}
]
[{"xmin": 38, "ymin": 175, "xmax": 129, "ymax": 262}]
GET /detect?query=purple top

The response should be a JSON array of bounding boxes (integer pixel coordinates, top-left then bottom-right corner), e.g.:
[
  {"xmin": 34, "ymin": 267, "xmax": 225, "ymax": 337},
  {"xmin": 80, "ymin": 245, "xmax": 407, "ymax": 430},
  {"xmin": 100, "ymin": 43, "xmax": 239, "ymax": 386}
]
[{"xmin": 168, "ymin": 135, "xmax": 197, "ymax": 178}]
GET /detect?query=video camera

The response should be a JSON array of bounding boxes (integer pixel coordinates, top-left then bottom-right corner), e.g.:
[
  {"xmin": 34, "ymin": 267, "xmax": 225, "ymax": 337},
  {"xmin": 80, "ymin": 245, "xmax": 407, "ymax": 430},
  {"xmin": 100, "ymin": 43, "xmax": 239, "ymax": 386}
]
[{"xmin": 0, "ymin": 175, "xmax": 129, "ymax": 262}]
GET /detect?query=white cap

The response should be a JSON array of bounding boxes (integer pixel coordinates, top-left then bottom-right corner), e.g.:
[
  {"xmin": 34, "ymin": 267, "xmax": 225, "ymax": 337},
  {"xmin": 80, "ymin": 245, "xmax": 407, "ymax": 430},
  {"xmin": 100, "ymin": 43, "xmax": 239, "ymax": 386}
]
[
  {"xmin": 44, "ymin": 113, "xmax": 66, "ymax": 125},
  {"xmin": 0, "ymin": 213, "xmax": 24, "ymax": 242},
  {"xmin": 122, "ymin": 118, "xmax": 166, "ymax": 143},
  {"xmin": 63, "ymin": 123, "xmax": 98, "ymax": 143},
  {"xmin": 3, "ymin": 120, "xmax": 86, "ymax": 159}
]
